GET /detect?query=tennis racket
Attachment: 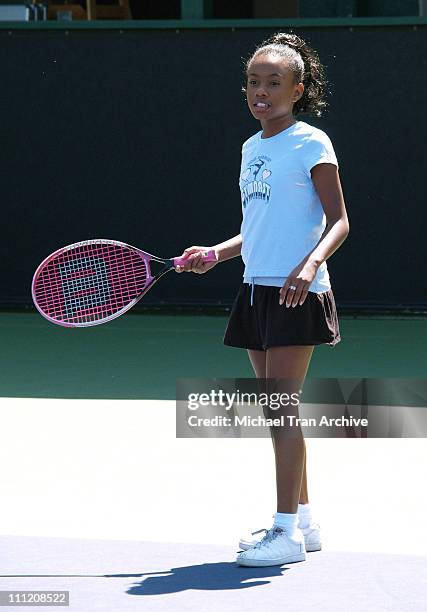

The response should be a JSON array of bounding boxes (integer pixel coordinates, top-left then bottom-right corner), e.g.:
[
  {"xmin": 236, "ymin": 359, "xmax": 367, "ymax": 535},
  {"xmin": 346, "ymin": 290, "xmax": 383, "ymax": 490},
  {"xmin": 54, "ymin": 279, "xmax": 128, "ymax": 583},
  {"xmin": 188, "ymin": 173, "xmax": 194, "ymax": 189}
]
[{"xmin": 31, "ymin": 239, "xmax": 217, "ymax": 327}]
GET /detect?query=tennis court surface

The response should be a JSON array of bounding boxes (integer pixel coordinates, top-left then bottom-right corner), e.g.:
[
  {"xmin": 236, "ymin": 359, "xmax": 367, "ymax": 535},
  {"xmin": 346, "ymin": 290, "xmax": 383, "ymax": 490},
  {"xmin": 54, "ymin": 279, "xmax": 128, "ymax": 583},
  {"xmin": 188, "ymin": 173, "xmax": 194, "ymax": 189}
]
[{"xmin": 1, "ymin": 312, "xmax": 426, "ymax": 611}]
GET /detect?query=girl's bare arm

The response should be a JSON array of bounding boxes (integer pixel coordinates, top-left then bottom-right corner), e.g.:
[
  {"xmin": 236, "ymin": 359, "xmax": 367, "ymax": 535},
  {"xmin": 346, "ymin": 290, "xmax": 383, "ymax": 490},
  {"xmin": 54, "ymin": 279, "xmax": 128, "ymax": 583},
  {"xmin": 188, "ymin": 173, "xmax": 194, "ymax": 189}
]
[{"xmin": 176, "ymin": 234, "xmax": 242, "ymax": 273}]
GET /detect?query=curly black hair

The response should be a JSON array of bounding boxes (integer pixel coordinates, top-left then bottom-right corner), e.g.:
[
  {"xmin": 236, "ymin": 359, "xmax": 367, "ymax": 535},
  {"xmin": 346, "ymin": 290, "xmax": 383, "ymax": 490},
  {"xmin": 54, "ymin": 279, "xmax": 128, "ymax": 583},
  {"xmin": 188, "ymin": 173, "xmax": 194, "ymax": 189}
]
[{"xmin": 244, "ymin": 32, "xmax": 328, "ymax": 117}]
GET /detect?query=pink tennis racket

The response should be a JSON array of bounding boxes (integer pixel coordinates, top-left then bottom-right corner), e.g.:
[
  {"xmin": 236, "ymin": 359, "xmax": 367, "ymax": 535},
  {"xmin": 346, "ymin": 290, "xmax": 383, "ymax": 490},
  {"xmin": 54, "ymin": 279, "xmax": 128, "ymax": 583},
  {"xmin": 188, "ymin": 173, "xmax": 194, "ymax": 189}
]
[{"xmin": 31, "ymin": 239, "xmax": 217, "ymax": 327}]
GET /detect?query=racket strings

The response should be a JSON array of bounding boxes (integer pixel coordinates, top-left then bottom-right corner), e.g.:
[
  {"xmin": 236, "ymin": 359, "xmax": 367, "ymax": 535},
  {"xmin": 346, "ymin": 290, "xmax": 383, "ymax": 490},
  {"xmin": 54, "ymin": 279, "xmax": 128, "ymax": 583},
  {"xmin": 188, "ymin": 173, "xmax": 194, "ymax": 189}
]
[{"xmin": 34, "ymin": 242, "xmax": 150, "ymax": 324}]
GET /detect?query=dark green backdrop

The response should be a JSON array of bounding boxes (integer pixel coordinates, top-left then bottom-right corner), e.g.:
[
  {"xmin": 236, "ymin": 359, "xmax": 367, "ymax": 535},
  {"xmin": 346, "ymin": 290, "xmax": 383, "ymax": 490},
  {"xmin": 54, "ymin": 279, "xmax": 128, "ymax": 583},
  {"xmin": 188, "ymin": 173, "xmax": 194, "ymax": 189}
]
[{"xmin": 1, "ymin": 25, "xmax": 425, "ymax": 309}]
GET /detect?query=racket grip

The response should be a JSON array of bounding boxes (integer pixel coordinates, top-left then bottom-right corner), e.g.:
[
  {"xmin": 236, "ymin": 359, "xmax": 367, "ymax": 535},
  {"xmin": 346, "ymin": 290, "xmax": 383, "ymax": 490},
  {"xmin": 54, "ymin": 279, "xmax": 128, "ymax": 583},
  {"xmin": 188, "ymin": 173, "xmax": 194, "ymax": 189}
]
[{"xmin": 173, "ymin": 249, "xmax": 217, "ymax": 267}]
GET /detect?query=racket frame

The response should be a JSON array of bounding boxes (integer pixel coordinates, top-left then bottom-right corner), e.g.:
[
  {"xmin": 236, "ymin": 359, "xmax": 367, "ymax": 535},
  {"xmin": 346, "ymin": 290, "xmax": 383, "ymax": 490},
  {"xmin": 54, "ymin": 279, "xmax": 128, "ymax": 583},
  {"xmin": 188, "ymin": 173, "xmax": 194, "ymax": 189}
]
[{"xmin": 31, "ymin": 239, "xmax": 202, "ymax": 328}]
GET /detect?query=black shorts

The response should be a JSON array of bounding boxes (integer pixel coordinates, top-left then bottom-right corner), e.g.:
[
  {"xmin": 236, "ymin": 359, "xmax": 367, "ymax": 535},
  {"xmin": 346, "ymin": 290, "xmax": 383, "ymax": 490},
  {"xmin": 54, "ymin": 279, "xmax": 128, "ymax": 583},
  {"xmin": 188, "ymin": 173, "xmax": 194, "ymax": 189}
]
[{"xmin": 223, "ymin": 283, "xmax": 341, "ymax": 351}]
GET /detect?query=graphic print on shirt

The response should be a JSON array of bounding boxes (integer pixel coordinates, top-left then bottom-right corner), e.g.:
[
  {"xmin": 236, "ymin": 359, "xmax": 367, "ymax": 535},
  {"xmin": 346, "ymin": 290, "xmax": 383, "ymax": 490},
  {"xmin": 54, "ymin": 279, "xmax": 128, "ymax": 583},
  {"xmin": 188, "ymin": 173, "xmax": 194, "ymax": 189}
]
[{"xmin": 240, "ymin": 156, "xmax": 272, "ymax": 209}]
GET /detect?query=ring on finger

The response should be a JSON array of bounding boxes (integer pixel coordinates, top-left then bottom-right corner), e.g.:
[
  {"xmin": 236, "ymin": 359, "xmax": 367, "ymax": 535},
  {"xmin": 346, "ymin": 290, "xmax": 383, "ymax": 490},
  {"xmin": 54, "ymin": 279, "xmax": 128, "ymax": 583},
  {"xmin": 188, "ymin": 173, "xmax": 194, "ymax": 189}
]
[{"xmin": 289, "ymin": 285, "xmax": 297, "ymax": 290}]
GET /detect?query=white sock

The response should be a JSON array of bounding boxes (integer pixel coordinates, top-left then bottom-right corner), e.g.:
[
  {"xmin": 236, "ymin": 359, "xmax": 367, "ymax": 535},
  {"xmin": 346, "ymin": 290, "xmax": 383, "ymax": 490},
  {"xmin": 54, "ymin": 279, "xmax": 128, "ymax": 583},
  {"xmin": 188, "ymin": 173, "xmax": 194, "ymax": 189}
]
[
  {"xmin": 273, "ymin": 512, "xmax": 298, "ymax": 538},
  {"xmin": 297, "ymin": 503, "xmax": 313, "ymax": 529}
]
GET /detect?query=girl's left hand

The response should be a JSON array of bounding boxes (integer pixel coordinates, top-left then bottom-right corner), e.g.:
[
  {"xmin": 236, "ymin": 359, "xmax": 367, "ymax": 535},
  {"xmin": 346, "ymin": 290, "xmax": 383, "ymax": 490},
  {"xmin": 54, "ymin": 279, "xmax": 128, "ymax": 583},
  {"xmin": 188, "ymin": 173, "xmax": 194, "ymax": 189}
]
[{"xmin": 279, "ymin": 260, "xmax": 318, "ymax": 308}]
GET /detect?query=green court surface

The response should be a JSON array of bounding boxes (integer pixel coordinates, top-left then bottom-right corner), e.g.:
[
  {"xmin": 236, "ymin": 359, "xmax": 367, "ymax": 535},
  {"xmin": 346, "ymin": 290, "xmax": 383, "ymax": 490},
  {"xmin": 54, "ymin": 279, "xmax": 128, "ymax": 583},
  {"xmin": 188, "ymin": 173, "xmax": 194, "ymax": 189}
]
[{"xmin": 1, "ymin": 312, "xmax": 425, "ymax": 399}]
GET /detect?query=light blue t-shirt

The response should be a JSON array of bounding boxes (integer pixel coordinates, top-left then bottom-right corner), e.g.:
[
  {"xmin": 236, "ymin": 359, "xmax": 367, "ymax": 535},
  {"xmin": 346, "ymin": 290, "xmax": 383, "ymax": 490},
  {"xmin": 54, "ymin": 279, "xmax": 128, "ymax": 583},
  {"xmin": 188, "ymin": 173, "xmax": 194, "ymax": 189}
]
[{"xmin": 240, "ymin": 120, "xmax": 339, "ymax": 294}]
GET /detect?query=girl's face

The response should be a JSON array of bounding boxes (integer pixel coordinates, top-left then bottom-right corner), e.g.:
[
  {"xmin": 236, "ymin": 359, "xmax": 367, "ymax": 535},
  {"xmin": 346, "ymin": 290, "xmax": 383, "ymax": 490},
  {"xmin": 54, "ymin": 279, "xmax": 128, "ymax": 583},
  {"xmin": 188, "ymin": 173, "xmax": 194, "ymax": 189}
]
[{"xmin": 246, "ymin": 53, "xmax": 304, "ymax": 133}]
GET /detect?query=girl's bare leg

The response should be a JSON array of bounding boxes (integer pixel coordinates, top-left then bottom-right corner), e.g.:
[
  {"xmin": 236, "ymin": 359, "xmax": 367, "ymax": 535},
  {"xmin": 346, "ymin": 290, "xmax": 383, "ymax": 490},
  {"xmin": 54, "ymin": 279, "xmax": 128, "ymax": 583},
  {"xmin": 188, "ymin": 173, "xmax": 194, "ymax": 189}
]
[
  {"xmin": 266, "ymin": 346, "xmax": 313, "ymax": 513},
  {"xmin": 247, "ymin": 348, "xmax": 312, "ymax": 508},
  {"xmin": 247, "ymin": 349, "xmax": 266, "ymax": 378}
]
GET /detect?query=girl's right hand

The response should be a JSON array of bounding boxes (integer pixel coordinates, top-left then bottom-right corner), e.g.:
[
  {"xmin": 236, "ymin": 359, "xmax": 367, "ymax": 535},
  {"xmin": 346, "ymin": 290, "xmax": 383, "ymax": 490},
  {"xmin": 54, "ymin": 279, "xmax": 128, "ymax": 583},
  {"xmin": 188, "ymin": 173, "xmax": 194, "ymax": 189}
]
[{"xmin": 175, "ymin": 246, "xmax": 219, "ymax": 274}]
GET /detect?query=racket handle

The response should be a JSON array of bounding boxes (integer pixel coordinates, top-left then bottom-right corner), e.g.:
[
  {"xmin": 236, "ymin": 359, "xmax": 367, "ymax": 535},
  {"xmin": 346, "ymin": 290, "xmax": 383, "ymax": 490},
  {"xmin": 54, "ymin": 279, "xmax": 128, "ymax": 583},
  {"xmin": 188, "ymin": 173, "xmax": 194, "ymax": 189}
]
[{"xmin": 173, "ymin": 249, "xmax": 217, "ymax": 267}]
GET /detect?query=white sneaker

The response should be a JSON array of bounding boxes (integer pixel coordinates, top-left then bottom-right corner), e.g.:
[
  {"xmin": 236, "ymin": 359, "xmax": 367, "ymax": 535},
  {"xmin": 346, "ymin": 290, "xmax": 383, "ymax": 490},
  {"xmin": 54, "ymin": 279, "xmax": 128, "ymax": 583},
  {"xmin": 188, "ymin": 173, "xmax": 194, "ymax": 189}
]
[
  {"xmin": 239, "ymin": 522, "xmax": 321, "ymax": 553},
  {"xmin": 301, "ymin": 523, "xmax": 322, "ymax": 552},
  {"xmin": 236, "ymin": 526, "xmax": 306, "ymax": 567}
]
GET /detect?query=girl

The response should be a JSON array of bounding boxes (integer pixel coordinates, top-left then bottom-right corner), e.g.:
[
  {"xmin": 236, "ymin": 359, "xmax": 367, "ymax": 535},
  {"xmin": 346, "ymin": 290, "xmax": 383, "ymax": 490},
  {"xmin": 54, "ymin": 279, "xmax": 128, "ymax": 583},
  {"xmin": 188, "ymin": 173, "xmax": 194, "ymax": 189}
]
[{"xmin": 177, "ymin": 32, "xmax": 349, "ymax": 567}]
